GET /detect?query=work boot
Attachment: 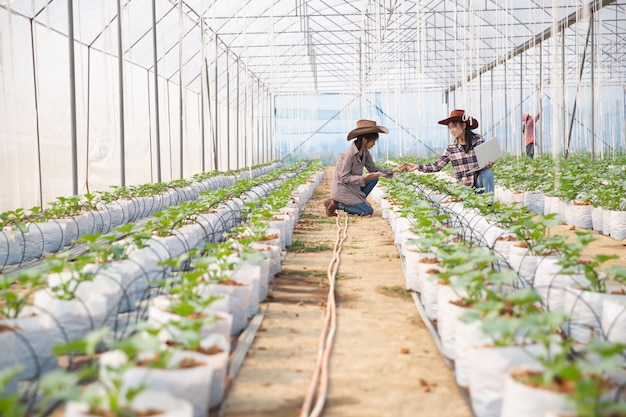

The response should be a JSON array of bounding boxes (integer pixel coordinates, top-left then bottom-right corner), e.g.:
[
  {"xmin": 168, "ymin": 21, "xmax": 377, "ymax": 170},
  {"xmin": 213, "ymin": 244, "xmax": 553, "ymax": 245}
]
[{"xmin": 324, "ymin": 198, "xmax": 338, "ymax": 217}]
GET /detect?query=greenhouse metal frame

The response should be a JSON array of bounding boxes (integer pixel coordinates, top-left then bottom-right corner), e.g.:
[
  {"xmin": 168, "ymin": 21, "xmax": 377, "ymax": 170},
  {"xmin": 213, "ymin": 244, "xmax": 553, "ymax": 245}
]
[{"xmin": 0, "ymin": 0, "xmax": 625, "ymax": 211}]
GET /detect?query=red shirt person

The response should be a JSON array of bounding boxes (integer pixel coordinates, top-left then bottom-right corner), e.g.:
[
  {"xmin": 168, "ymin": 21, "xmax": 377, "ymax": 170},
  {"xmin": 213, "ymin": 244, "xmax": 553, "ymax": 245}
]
[{"xmin": 522, "ymin": 112, "xmax": 540, "ymax": 158}]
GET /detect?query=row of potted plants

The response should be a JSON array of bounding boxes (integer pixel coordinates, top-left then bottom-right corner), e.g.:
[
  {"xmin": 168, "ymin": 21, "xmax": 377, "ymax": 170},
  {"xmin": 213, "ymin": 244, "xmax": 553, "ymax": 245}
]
[
  {"xmin": 0, "ymin": 160, "xmax": 325, "ymax": 416},
  {"xmin": 373, "ymin": 169, "xmax": 626, "ymax": 417},
  {"xmin": 0, "ymin": 162, "xmax": 283, "ymax": 269},
  {"xmin": 0, "ymin": 161, "xmax": 322, "ymax": 403},
  {"xmin": 491, "ymin": 154, "xmax": 626, "ymax": 241},
  {"xmin": 393, "ymin": 153, "xmax": 626, "ymax": 241}
]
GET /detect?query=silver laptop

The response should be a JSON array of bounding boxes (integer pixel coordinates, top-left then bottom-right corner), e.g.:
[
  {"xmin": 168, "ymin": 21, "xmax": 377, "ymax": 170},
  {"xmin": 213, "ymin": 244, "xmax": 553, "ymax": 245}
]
[{"xmin": 467, "ymin": 139, "xmax": 502, "ymax": 173}]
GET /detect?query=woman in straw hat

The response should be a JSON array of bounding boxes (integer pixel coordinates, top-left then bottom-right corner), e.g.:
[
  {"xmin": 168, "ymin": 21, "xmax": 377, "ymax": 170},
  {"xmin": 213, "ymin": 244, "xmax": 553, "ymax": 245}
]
[
  {"xmin": 324, "ymin": 119, "xmax": 404, "ymax": 217},
  {"xmin": 404, "ymin": 109, "xmax": 495, "ymax": 199}
]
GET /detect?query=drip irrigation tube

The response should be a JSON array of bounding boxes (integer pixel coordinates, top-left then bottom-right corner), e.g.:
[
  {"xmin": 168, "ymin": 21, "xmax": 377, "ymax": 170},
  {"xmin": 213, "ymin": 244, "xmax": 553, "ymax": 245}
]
[{"xmin": 300, "ymin": 212, "xmax": 349, "ymax": 417}]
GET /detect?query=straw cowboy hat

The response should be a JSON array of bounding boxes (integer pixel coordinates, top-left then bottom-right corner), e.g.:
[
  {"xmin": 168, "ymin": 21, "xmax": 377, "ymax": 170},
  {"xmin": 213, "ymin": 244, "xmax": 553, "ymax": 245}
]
[
  {"xmin": 438, "ymin": 109, "xmax": 479, "ymax": 130},
  {"xmin": 347, "ymin": 119, "xmax": 389, "ymax": 140}
]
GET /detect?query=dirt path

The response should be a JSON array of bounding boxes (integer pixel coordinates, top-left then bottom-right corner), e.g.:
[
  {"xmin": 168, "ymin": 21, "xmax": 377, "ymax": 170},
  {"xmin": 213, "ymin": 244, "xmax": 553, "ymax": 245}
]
[{"xmin": 223, "ymin": 167, "xmax": 471, "ymax": 417}]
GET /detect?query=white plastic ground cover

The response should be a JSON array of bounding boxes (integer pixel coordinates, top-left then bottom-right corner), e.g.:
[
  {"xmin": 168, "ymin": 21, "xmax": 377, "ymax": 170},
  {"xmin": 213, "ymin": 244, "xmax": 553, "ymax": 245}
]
[
  {"xmin": 199, "ymin": 278, "xmax": 252, "ymax": 336},
  {"xmin": 229, "ymin": 261, "xmax": 262, "ymax": 318},
  {"xmin": 421, "ymin": 266, "xmax": 443, "ymax": 320},
  {"xmin": 32, "ymin": 289, "xmax": 108, "ymax": 342},
  {"xmin": 64, "ymin": 390, "xmax": 193, "ymax": 417},
  {"xmin": 118, "ymin": 170, "xmax": 300, "ymax": 291},
  {"xmin": 501, "ymin": 186, "xmax": 626, "ymax": 242},
  {"xmin": 603, "ymin": 210, "xmax": 612, "ymax": 236},
  {"xmin": 258, "ymin": 228, "xmax": 282, "ymax": 277},
  {"xmin": 534, "ymin": 258, "xmax": 590, "ymax": 312},
  {"xmin": 602, "ymin": 297, "xmax": 626, "ymax": 343},
  {"xmin": 199, "ymin": 334, "xmax": 231, "ymax": 408},
  {"xmin": 500, "ymin": 366, "xmax": 573, "ymax": 417},
  {"xmin": 572, "ymin": 202, "xmax": 593, "ymax": 229},
  {"xmin": 403, "ymin": 248, "xmax": 435, "ymax": 292},
  {"xmin": 99, "ymin": 349, "xmax": 213, "ymax": 417},
  {"xmin": 563, "ymin": 284, "xmax": 626, "ymax": 343},
  {"xmin": 0, "ymin": 163, "xmax": 283, "ymax": 267},
  {"xmin": 0, "ymin": 310, "xmax": 61, "ymax": 381},
  {"xmin": 524, "ymin": 191, "xmax": 544, "ymax": 215},
  {"xmin": 0, "ymin": 163, "xmax": 323, "ymax": 413},
  {"xmin": 466, "ymin": 343, "xmax": 545, "ymax": 417},
  {"xmin": 247, "ymin": 251, "xmax": 271, "ymax": 301},
  {"xmin": 454, "ymin": 311, "xmax": 489, "ymax": 387},
  {"xmin": 508, "ymin": 246, "xmax": 557, "ymax": 289},
  {"xmin": 383, "ymin": 177, "xmax": 626, "ymax": 417},
  {"xmin": 610, "ymin": 210, "xmax": 626, "ymax": 240},
  {"xmin": 591, "ymin": 206, "xmax": 604, "ymax": 232},
  {"xmin": 437, "ymin": 288, "xmax": 465, "ymax": 360},
  {"xmin": 147, "ymin": 295, "xmax": 233, "ymax": 342}
]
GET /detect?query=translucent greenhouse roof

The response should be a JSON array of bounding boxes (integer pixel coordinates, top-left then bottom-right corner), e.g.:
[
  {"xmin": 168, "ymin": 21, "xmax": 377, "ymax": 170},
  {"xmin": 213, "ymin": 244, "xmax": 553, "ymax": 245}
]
[{"xmin": 1, "ymin": 0, "xmax": 625, "ymax": 94}]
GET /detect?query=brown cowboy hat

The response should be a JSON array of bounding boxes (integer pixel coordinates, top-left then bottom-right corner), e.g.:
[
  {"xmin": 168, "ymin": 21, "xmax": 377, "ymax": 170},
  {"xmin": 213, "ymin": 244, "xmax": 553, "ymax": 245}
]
[
  {"xmin": 347, "ymin": 119, "xmax": 389, "ymax": 140},
  {"xmin": 438, "ymin": 109, "xmax": 479, "ymax": 130}
]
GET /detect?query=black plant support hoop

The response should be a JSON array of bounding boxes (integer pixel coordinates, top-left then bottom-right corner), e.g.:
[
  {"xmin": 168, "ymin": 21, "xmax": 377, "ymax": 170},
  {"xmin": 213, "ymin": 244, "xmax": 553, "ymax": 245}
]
[{"xmin": 563, "ymin": 290, "xmax": 606, "ymax": 342}]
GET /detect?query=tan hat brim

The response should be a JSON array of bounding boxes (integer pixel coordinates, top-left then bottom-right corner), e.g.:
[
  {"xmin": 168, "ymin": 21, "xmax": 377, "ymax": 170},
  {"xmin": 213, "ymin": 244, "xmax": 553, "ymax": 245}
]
[{"xmin": 346, "ymin": 125, "xmax": 389, "ymax": 140}]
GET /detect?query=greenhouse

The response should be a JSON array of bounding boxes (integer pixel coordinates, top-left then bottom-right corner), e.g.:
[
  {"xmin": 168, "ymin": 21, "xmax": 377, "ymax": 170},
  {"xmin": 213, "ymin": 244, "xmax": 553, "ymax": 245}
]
[{"xmin": 0, "ymin": 0, "xmax": 625, "ymax": 416}]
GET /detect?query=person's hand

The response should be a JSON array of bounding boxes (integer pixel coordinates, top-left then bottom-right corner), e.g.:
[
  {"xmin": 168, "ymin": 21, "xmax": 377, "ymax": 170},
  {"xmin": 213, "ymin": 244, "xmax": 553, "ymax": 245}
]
[
  {"xmin": 392, "ymin": 166, "xmax": 403, "ymax": 173},
  {"xmin": 363, "ymin": 172, "xmax": 381, "ymax": 181},
  {"xmin": 484, "ymin": 161, "xmax": 495, "ymax": 169},
  {"xmin": 404, "ymin": 163, "xmax": 418, "ymax": 172}
]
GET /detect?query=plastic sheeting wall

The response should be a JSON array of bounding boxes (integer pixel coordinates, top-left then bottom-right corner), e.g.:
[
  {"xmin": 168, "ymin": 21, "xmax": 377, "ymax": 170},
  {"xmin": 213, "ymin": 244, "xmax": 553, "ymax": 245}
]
[
  {"xmin": 0, "ymin": 5, "xmax": 274, "ymax": 213},
  {"xmin": 275, "ymin": 86, "xmax": 625, "ymax": 164}
]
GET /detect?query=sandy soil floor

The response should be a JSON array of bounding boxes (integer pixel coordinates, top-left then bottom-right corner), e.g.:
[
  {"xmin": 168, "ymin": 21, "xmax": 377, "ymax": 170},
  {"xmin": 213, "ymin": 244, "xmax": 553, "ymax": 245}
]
[{"xmin": 222, "ymin": 167, "xmax": 473, "ymax": 417}]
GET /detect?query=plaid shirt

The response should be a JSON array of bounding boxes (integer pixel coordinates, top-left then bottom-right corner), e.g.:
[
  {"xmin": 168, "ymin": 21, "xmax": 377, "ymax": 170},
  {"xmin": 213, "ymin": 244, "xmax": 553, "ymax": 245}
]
[{"xmin": 417, "ymin": 135, "xmax": 485, "ymax": 187}]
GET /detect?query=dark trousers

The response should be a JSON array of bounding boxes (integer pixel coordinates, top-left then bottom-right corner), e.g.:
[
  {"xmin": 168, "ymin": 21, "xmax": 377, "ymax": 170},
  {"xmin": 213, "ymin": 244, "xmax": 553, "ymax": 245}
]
[
  {"xmin": 526, "ymin": 143, "xmax": 535, "ymax": 158},
  {"xmin": 337, "ymin": 178, "xmax": 378, "ymax": 216}
]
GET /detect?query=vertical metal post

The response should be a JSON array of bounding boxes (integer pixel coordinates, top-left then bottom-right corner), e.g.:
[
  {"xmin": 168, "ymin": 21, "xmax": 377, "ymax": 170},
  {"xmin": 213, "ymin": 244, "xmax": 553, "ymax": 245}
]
[
  {"xmin": 151, "ymin": 0, "xmax": 162, "ymax": 182},
  {"xmin": 503, "ymin": 60, "xmax": 508, "ymax": 155},
  {"xmin": 236, "ymin": 61, "xmax": 240, "ymax": 169},
  {"xmin": 515, "ymin": 54, "xmax": 530, "ymax": 155},
  {"xmin": 256, "ymin": 79, "xmax": 260, "ymax": 165},
  {"xmin": 590, "ymin": 12, "xmax": 595, "ymax": 159},
  {"xmin": 214, "ymin": 36, "xmax": 219, "ymax": 170},
  {"xmin": 199, "ymin": 11, "xmax": 206, "ymax": 172},
  {"xmin": 490, "ymin": 70, "xmax": 494, "ymax": 146},
  {"xmin": 263, "ymin": 89, "xmax": 270, "ymax": 163},
  {"xmin": 178, "ymin": 0, "xmax": 184, "ymax": 179},
  {"xmin": 30, "ymin": 20, "xmax": 44, "ymax": 204},
  {"xmin": 251, "ymin": 77, "xmax": 255, "ymax": 165},
  {"xmin": 561, "ymin": 31, "xmax": 566, "ymax": 152},
  {"xmin": 267, "ymin": 92, "xmax": 276, "ymax": 161},
  {"xmin": 67, "ymin": 0, "xmax": 79, "ymax": 194},
  {"xmin": 244, "ymin": 70, "xmax": 248, "ymax": 167},
  {"xmin": 226, "ymin": 51, "xmax": 230, "ymax": 171},
  {"xmin": 116, "ymin": 0, "xmax": 126, "ymax": 186},
  {"xmin": 261, "ymin": 86, "xmax": 265, "ymax": 164},
  {"xmin": 264, "ymin": 87, "xmax": 266, "ymax": 163},
  {"xmin": 478, "ymin": 73, "xmax": 482, "ymax": 137},
  {"xmin": 539, "ymin": 41, "xmax": 543, "ymax": 157}
]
